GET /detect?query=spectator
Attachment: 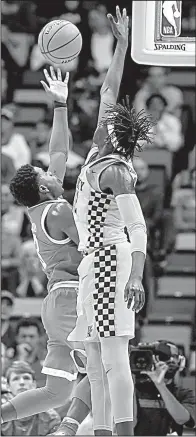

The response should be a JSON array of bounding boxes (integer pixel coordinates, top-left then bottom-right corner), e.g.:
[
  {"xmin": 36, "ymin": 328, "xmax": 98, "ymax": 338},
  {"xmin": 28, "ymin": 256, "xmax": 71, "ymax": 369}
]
[
  {"xmin": 1, "ymin": 59, "xmax": 8, "ymax": 104},
  {"xmin": 29, "ymin": 118, "xmax": 51, "ymax": 163},
  {"xmin": 134, "ymin": 66, "xmax": 184, "ymax": 118},
  {"xmin": 133, "ymin": 157, "xmax": 175, "ymax": 272},
  {"xmin": 133, "ymin": 157, "xmax": 164, "ymax": 317},
  {"xmin": 71, "ymin": 78, "xmax": 99, "ymax": 146},
  {"xmin": 7, "ymin": 317, "xmax": 47, "ymax": 387},
  {"xmin": 2, "ymin": 347, "xmax": 10, "ymax": 380},
  {"xmin": 2, "ymin": 106, "xmax": 31, "ymax": 169},
  {"xmin": 1, "ymin": 361, "xmax": 61, "ymax": 435},
  {"xmin": 1, "ymin": 153, "xmax": 15, "ymax": 184},
  {"xmin": 172, "ymin": 167, "xmax": 196, "ymax": 232},
  {"xmin": 1, "ymin": 183, "xmax": 30, "ymax": 239},
  {"xmin": 88, "ymin": 4, "xmax": 114, "ymax": 74},
  {"xmin": 1, "ymin": 291, "xmax": 16, "ymax": 351},
  {"xmin": 16, "ymin": 240, "xmax": 47, "ymax": 298},
  {"xmin": 133, "ymin": 157, "xmax": 164, "ymax": 252},
  {"xmin": 1, "ymin": 185, "xmax": 21, "ymax": 293},
  {"xmin": 145, "ymin": 94, "xmax": 183, "ymax": 152},
  {"xmin": 131, "ymin": 340, "xmax": 195, "ymax": 436},
  {"xmin": 1, "ymin": 22, "xmax": 33, "ymax": 101}
]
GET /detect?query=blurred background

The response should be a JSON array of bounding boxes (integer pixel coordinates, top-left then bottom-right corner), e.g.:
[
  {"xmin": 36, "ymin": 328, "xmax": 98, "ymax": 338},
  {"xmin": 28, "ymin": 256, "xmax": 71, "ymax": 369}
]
[{"xmin": 1, "ymin": 0, "xmax": 195, "ymax": 427}]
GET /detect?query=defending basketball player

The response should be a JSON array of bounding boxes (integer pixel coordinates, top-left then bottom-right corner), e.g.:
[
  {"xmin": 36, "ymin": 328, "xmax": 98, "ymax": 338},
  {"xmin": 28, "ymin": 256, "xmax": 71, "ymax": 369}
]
[
  {"xmin": 1, "ymin": 67, "xmax": 92, "ymax": 434},
  {"xmin": 67, "ymin": 8, "xmax": 155, "ymax": 435}
]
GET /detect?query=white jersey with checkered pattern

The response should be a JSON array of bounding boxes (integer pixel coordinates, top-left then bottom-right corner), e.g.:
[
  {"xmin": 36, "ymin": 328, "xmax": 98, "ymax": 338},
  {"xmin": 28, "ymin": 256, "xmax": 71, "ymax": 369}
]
[{"xmin": 73, "ymin": 147, "xmax": 137, "ymax": 253}]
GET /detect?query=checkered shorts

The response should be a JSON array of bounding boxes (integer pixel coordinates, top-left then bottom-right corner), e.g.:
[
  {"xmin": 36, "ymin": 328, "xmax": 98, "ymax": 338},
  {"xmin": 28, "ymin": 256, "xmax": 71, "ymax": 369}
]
[
  {"xmin": 93, "ymin": 245, "xmax": 117, "ymax": 337},
  {"xmin": 68, "ymin": 242, "xmax": 135, "ymax": 343},
  {"xmin": 87, "ymin": 191, "xmax": 111, "ymax": 250}
]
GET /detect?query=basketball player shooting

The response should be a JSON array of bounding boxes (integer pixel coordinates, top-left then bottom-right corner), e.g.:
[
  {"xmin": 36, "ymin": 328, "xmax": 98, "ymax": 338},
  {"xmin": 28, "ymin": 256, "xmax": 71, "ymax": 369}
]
[
  {"xmin": 1, "ymin": 67, "xmax": 93, "ymax": 434},
  {"xmin": 67, "ymin": 5, "xmax": 155, "ymax": 436}
]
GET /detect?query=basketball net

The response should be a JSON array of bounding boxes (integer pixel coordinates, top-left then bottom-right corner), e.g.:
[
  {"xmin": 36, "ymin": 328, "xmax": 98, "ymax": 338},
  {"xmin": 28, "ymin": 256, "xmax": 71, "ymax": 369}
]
[{"xmin": 131, "ymin": 1, "xmax": 195, "ymax": 66}]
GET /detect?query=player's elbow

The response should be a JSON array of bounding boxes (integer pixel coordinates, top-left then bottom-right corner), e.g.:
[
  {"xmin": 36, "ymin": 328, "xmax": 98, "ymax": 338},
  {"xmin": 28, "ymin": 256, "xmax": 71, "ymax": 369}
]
[{"xmin": 100, "ymin": 85, "xmax": 116, "ymax": 102}]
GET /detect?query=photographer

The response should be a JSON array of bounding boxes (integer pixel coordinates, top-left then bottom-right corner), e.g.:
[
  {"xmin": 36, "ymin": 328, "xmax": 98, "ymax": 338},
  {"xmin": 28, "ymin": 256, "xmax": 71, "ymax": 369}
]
[{"xmin": 130, "ymin": 340, "xmax": 195, "ymax": 436}]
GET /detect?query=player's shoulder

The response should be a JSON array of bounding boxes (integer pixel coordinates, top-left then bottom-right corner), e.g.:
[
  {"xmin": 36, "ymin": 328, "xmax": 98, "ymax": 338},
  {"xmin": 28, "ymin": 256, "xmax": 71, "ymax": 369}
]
[
  {"xmin": 48, "ymin": 200, "xmax": 72, "ymax": 220},
  {"xmin": 103, "ymin": 159, "xmax": 132, "ymax": 179},
  {"xmin": 101, "ymin": 160, "xmax": 135, "ymax": 194}
]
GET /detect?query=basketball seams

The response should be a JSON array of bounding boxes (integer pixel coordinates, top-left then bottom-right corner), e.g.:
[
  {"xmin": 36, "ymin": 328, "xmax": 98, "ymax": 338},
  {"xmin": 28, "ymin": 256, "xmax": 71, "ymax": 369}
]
[
  {"xmin": 46, "ymin": 22, "xmax": 70, "ymax": 53},
  {"xmin": 43, "ymin": 32, "xmax": 81, "ymax": 55},
  {"xmin": 40, "ymin": 49, "xmax": 80, "ymax": 62}
]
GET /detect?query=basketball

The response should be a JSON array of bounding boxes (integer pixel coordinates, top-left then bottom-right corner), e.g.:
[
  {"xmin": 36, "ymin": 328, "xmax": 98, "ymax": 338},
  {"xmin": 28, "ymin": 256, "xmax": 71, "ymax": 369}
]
[{"xmin": 38, "ymin": 20, "xmax": 82, "ymax": 65}]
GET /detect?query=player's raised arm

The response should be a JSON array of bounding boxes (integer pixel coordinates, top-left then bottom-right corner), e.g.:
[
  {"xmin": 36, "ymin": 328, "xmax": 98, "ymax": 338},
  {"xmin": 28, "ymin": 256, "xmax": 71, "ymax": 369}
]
[
  {"xmin": 41, "ymin": 67, "xmax": 70, "ymax": 183},
  {"xmin": 93, "ymin": 6, "xmax": 129, "ymax": 146}
]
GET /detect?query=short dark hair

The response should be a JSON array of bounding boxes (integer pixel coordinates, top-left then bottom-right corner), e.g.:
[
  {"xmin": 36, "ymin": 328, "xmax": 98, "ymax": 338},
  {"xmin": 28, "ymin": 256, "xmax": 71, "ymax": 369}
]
[
  {"xmin": 146, "ymin": 93, "xmax": 167, "ymax": 109},
  {"xmin": 6, "ymin": 361, "xmax": 36, "ymax": 383},
  {"xmin": 16, "ymin": 317, "xmax": 42, "ymax": 336},
  {"xmin": 9, "ymin": 164, "xmax": 40, "ymax": 207},
  {"xmin": 100, "ymin": 96, "xmax": 155, "ymax": 160}
]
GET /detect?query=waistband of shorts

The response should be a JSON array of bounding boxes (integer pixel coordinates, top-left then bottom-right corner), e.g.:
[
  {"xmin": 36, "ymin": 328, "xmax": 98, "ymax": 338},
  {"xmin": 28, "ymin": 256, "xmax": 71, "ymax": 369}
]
[
  {"xmin": 49, "ymin": 281, "xmax": 79, "ymax": 293},
  {"xmin": 82, "ymin": 241, "xmax": 131, "ymax": 257}
]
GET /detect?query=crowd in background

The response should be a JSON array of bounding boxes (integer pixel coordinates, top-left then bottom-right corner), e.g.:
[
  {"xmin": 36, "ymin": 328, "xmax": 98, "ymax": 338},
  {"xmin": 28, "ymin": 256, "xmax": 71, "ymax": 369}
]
[{"xmin": 1, "ymin": 1, "xmax": 196, "ymax": 434}]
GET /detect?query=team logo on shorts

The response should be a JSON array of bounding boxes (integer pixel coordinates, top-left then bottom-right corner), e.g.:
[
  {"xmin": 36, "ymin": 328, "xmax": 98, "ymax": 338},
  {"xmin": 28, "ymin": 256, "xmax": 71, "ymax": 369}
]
[
  {"xmin": 160, "ymin": 1, "xmax": 182, "ymax": 37},
  {"xmin": 87, "ymin": 325, "xmax": 93, "ymax": 337}
]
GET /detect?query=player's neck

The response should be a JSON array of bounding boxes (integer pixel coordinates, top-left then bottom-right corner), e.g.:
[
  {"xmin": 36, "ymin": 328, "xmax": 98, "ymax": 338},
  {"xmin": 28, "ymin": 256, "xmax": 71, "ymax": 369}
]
[{"xmin": 38, "ymin": 193, "xmax": 55, "ymax": 204}]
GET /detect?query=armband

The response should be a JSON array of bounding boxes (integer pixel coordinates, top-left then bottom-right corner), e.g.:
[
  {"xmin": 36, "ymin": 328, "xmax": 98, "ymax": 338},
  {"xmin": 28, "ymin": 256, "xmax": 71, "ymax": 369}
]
[{"xmin": 54, "ymin": 102, "xmax": 67, "ymax": 109}]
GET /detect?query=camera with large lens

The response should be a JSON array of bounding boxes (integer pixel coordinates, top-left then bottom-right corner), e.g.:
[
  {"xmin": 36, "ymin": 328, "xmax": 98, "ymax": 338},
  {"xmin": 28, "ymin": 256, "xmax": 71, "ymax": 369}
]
[
  {"xmin": 129, "ymin": 341, "xmax": 183, "ymax": 376},
  {"xmin": 129, "ymin": 343, "xmax": 156, "ymax": 374}
]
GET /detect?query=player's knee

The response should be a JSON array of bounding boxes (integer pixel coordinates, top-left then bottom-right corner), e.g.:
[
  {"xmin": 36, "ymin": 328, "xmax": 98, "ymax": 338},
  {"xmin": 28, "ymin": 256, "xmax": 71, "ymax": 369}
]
[
  {"xmin": 86, "ymin": 361, "xmax": 102, "ymax": 383},
  {"xmin": 45, "ymin": 377, "xmax": 73, "ymax": 406}
]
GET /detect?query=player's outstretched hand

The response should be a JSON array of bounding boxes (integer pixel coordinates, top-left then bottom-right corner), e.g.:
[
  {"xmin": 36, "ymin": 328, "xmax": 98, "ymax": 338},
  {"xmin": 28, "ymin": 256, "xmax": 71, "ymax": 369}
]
[
  {"xmin": 107, "ymin": 5, "xmax": 129, "ymax": 47},
  {"xmin": 124, "ymin": 278, "xmax": 145, "ymax": 312},
  {"xmin": 40, "ymin": 66, "xmax": 69, "ymax": 104}
]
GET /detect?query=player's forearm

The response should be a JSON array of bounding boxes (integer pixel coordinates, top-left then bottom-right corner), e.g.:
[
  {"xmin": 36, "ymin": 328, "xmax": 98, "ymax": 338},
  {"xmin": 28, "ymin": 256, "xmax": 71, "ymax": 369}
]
[
  {"xmin": 130, "ymin": 251, "xmax": 146, "ymax": 281},
  {"xmin": 100, "ymin": 40, "xmax": 128, "ymax": 100},
  {"xmin": 116, "ymin": 193, "xmax": 147, "ymax": 281},
  {"xmin": 48, "ymin": 104, "xmax": 69, "ymax": 181},
  {"xmin": 155, "ymin": 382, "xmax": 190, "ymax": 425}
]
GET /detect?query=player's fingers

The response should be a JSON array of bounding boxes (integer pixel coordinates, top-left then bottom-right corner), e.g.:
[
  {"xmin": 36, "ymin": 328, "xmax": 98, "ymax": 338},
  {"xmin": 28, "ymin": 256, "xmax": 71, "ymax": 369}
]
[
  {"xmin": 132, "ymin": 290, "xmax": 140, "ymax": 312},
  {"xmin": 136, "ymin": 290, "xmax": 144, "ymax": 313},
  {"xmin": 57, "ymin": 68, "xmax": 62, "ymax": 81},
  {"xmin": 50, "ymin": 65, "xmax": 57, "ymax": 80},
  {"xmin": 107, "ymin": 13, "xmax": 117, "ymax": 27},
  {"xmin": 40, "ymin": 81, "xmax": 50, "ymax": 92},
  {"xmin": 138, "ymin": 289, "xmax": 145, "ymax": 313},
  {"xmin": 126, "ymin": 16, "xmax": 129, "ymax": 28},
  {"xmin": 127, "ymin": 289, "xmax": 134, "ymax": 309},
  {"xmin": 64, "ymin": 71, "xmax": 70, "ymax": 84},
  {"xmin": 122, "ymin": 7, "xmax": 127, "ymax": 21},
  {"xmin": 116, "ymin": 5, "xmax": 122, "ymax": 22},
  {"xmin": 43, "ymin": 69, "xmax": 52, "ymax": 84},
  {"xmin": 124, "ymin": 285, "xmax": 129, "ymax": 302}
]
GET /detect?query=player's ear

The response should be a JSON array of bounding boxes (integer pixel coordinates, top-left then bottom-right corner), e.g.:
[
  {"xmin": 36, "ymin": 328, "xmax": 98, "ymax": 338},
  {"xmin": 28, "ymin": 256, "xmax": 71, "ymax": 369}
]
[{"xmin": 39, "ymin": 184, "xmax": 50, "ymax": 194}]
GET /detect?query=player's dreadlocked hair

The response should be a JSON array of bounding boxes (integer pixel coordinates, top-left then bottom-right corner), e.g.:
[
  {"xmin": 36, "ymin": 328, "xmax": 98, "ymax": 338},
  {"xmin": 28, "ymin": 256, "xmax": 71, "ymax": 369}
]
[
  {"xmin": 99, "ymin": 96, "xmax": 156, "ymax": 160},
  {"xmin": 10, "ymin": 164, "xmax": 40, "ymax": 207}
]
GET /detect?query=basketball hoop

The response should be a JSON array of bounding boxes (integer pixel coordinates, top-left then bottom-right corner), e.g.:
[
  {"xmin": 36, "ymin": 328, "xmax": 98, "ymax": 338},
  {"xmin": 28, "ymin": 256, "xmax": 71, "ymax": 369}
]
[{"xmin": 131, "ymin": 1, "xmax": 195, "ymax": 66}]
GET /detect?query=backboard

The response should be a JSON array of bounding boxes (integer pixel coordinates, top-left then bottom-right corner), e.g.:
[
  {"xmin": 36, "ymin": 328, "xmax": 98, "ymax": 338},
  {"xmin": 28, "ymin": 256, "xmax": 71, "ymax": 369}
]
[{"xmin": 131, "ymin": 1, "xmax": 195, "ymax": 66}]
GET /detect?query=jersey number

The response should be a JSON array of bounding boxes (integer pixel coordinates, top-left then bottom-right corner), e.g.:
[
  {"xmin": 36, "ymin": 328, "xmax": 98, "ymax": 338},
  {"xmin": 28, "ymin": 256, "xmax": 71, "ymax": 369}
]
[{"xmin": 31, "ymin": 226, "xmax": 47, "ymax": 271}]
